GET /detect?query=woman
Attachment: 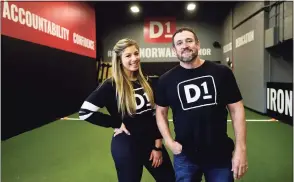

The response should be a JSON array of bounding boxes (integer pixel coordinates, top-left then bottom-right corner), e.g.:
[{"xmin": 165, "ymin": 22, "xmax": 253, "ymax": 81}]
[{"xmin": 79, "ymin": 38, "xmax": 175, "ymax": 182}]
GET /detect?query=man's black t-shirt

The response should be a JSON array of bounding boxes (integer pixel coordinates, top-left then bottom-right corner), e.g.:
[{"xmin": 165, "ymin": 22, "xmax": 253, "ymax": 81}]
[
  {"xmin": 79, "ymin": 77, "xmax": 162, "ymax": 143},
  {"xmin": 156, "ymin": 60, "xmax": 242, "ymax": 160}
]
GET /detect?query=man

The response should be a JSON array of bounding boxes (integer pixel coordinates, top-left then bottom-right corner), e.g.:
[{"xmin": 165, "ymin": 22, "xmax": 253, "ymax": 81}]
[{"xmin": 155, "ymin": 27, "xmax": 248, "ymax": 182}]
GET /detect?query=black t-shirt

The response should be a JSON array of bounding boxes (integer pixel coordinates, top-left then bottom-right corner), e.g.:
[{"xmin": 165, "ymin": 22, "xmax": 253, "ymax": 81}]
[
  {"xmin": 156, "ymin": 60, "xmax": 242, "ymax": 156},
  {"xmin": 79, "ymin": 77, "xmax": 162, "ymax": 142}
]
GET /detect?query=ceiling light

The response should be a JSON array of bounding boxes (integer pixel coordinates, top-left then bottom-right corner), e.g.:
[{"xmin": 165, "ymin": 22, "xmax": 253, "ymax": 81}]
[
  {"xmin": 130, "ymin": 5, "xmax": 140, "ymax": 13},
  {"xmin": 187, "ymin": 3, "xmax": 196, "ymax": 11}
]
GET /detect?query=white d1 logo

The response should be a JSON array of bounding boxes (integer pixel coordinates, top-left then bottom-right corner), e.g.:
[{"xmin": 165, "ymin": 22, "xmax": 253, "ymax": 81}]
[
  {"xmin": 134, "ymin": 88, "xmax": 152, "ymax": 114},
  {"xmin": 177, "ymin": 76, "xmax": 217, "ymax": 110},
  {"xmin": 144, "ymin": 18, "xmax": 176, "ymax": 43},
  {"xmin": 149, "ymin": 21, "xmax": 172, "ymax": 39}
]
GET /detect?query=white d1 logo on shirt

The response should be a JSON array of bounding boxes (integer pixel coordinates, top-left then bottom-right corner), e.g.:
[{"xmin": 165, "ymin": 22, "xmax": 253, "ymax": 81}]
[
  {"xmin": 134, "ymin": 87, "xmax": 152, "ymax": 114},
  {"xmin": 177, "ymin": 76, "xmax": 217, "ymax": 110}
]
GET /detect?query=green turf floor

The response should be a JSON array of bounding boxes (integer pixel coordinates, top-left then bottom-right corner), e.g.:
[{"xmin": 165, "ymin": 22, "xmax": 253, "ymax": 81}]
[{"xmin": 1, "ymin": 109, "xmax": 293, "ymax": 182}]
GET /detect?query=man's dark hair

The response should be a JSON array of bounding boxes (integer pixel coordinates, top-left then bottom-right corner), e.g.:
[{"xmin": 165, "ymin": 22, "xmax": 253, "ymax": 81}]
[{"xmin": 172, "ymin": 27, "xmax": 199, "ymax": 47}]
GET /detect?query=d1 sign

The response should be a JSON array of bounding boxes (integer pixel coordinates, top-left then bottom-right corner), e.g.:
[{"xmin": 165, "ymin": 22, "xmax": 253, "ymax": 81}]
[{"xmin": 144, "ymin": 17, "xmax": 176, "ymax": 43}]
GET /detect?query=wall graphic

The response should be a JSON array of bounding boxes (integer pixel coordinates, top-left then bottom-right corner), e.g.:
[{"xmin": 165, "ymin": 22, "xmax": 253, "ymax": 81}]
[{"xmin": 1, "ymin": 1, "xmax": 96, "ymax": 58}]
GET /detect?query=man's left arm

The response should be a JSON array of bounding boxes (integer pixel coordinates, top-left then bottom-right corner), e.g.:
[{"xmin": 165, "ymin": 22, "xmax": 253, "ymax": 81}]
[{"xmin": 228, "ymin": 100, "xmax": 248, "ymax": 180}]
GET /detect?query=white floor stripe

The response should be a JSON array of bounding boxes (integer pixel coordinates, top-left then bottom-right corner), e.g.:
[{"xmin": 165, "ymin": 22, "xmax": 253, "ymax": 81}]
[
  {"xmin": 228, "ymin": 119, "xmax": 278, "ymax": 122},
  {"xmin": 61, "ymin": 117, "xmax": 278, "ymax": 122},
  {"xmin": 168, "ymin": 119, "xmax": 277, "ymax": 122}
]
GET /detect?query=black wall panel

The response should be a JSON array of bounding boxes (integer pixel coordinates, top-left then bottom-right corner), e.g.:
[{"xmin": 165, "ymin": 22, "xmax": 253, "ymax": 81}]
[{"xmin": 2, "ymin": 35, "xmax": 98, "ymax": 140}]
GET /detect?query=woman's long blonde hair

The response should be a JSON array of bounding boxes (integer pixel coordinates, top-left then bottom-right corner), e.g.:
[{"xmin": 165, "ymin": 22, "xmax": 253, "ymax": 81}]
[{"xmin": 112, "ymin": 38, "xmax": 154, "ymax": 118}]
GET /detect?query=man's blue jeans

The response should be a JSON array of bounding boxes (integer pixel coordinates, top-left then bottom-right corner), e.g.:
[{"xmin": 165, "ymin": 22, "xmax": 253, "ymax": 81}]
[{"xmin": 174, "ymin": 152, "xmax": 234, "ymax": 182}]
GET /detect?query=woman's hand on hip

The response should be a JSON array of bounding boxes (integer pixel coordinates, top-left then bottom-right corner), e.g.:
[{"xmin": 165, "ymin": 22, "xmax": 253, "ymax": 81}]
[{"xmin": 113, "ymin": 123, "xmax": 130, "ymax": 137}]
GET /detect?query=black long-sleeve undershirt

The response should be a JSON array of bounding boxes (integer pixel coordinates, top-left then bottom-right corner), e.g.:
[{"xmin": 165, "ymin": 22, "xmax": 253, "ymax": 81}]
[{"xmin": 79, "ymin": 78, "xmax": 162, "ymax": 140}]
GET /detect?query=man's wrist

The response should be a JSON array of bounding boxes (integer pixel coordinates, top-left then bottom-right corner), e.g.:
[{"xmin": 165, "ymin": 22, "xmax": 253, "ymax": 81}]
[
  {"xmin": 235, "ymin": 144, "xmax": 247, "ymax": 151},
  {"xmin": 165, "ymin": 138, "xmax": 174, "ymax": 146}
]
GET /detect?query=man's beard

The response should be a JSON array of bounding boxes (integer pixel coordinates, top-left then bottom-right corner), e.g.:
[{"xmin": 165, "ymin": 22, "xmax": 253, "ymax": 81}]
[{"xmin": 177, "ymin": 49, "xmax": 198, "ymax": 63}]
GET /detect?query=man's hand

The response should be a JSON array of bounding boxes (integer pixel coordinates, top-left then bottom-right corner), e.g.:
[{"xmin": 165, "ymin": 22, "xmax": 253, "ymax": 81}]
[
  {"xmin": 149, "ymin": 150, "xmax": 163, "ymax": 168},
  {"xmin": 232, "ymin": 148, "xmax": 248, "ymax": 180},
  {"xmin": 113, "ymin": 123, "xmax": 130, "ymax": 137},
  {"xmin": 166, "ymin": 140, "xmax": 182, "ymax": 155}
]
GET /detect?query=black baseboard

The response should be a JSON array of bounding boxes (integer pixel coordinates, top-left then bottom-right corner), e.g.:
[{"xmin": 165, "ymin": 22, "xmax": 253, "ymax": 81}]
[{"xmin": 244, "ymin": 106, "xmax": 293, "ymax": 126}]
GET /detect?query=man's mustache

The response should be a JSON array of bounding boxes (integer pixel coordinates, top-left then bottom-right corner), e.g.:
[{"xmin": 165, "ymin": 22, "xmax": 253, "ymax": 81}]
[{"xmin": 181, "ymin": 48, "xmax": 192, "ymax": 54}]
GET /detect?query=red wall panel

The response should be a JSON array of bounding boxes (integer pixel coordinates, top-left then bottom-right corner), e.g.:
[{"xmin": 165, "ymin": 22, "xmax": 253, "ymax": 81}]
[{"xmin": 1, "ymin": 1, "xmax": 96, "ymax": 58}]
